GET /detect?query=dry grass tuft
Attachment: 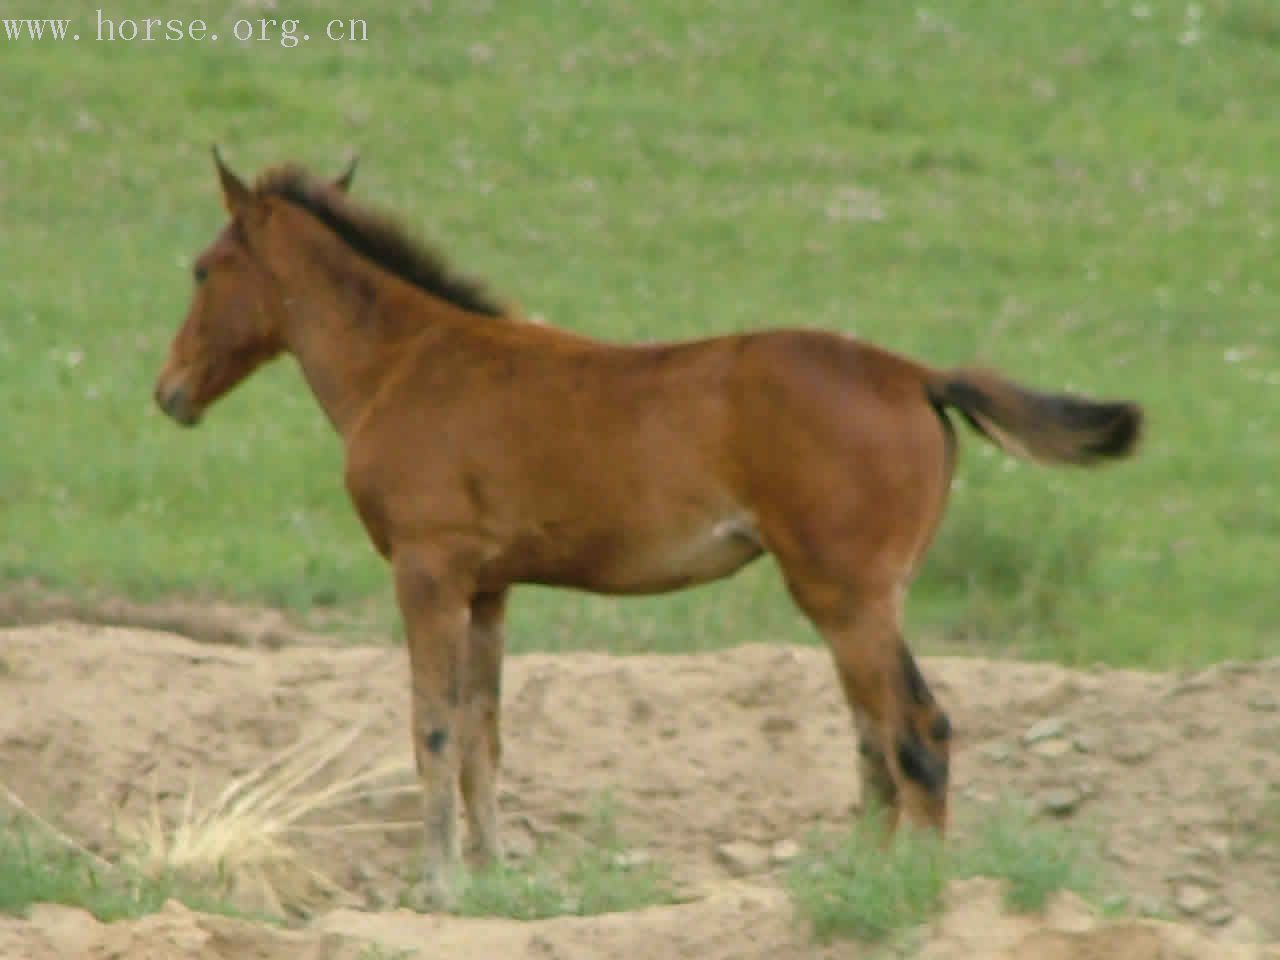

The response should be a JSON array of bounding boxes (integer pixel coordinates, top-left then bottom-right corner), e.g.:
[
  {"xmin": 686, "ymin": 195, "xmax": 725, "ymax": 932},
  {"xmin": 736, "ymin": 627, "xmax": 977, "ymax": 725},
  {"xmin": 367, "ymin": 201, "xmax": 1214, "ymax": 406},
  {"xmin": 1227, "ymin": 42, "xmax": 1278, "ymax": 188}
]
[{"xmin": 122, "ymin": 724, "xmax": 416, "ymax": 915}]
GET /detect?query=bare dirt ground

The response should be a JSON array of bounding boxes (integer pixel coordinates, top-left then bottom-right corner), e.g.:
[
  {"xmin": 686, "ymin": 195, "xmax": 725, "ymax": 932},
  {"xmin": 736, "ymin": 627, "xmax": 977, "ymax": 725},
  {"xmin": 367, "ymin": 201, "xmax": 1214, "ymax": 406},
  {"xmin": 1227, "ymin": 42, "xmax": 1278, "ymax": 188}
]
[{"xmin": 1, "ymin": 620, "xmax": 1277, "ymax": 959}]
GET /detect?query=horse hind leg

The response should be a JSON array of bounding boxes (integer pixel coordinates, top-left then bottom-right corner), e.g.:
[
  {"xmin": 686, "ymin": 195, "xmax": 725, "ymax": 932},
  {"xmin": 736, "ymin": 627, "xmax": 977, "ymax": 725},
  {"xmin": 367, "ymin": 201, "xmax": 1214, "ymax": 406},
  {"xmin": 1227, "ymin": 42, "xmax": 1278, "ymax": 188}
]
[
  {"xmin": 888, "ymin": 640, "xmax": 952, "ymax": 830},
  {"xmin": 852, "ymin": 707, "xmax": 899, "ymax": 827},
  {"xmin": 798, "ymin": 579, "xmax": 952, "ymax": 833}
]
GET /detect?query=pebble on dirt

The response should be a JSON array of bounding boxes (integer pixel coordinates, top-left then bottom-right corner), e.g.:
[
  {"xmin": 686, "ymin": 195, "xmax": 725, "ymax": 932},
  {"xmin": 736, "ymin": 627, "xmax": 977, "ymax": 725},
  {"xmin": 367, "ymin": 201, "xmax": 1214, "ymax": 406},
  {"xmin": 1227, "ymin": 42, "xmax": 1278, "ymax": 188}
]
[{"xmin": 1035, "ymin": 786, "xmax": 1082, "ymax": 817}]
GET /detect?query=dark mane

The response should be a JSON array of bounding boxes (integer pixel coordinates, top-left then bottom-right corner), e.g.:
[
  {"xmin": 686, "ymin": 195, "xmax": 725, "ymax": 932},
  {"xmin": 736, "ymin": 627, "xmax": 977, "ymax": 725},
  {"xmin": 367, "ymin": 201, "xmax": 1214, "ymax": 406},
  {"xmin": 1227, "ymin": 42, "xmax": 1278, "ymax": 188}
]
[{"xmin": 255, "ymin": 165, "xmax": 505, "ymax": 318}]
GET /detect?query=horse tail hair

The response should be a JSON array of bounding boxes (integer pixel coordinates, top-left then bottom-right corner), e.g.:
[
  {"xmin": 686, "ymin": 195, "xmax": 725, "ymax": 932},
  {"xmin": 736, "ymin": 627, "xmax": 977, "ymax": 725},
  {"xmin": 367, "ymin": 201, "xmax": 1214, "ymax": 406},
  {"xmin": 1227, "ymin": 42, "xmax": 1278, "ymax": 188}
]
[{"xmin": 926, "ymin": 367, "xmax": 1142, "ymax": 466}]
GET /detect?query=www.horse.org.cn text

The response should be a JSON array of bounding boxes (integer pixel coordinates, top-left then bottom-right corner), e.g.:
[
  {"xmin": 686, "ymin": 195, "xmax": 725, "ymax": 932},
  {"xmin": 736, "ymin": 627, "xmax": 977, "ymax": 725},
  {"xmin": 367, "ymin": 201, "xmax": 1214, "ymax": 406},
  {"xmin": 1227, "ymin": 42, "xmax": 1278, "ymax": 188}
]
[{"xmin": 2, "ymin": 11, "xmax": 370, "ymax": 47}]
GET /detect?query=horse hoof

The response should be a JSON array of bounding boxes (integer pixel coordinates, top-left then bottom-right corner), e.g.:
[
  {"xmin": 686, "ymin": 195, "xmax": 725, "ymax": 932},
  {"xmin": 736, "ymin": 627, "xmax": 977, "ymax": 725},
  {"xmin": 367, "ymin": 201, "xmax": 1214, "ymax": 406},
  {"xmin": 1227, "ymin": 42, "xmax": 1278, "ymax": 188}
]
[{"xmin": 405, "ymin": 873, "xmax": 457, "ymax": 913}]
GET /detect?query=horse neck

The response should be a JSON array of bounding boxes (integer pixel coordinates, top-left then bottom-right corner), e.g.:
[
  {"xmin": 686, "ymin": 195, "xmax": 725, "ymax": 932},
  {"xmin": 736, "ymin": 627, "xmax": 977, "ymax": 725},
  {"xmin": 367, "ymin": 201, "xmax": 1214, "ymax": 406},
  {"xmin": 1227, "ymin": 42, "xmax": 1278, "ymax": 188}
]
[{"xmin": 273, "ymin": 239, "xmax": 469, "ymax": 439}]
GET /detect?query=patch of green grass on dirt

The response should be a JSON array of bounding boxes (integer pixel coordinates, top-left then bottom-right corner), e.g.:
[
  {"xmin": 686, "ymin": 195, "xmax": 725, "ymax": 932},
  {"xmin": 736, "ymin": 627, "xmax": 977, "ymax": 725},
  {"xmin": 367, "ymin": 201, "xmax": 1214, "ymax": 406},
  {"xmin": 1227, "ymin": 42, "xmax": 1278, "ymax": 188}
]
[
  {"xmin": 787, "ymin": 799, "xmax": 1105, "ymax": 944},
  {"xmin": 954, "ymin": 798, "xmax": 1102, "ymax": 912},
  {"xmin": 451, "ymin": 796, "xmax": 676, "ymax": 920},
  {"xmin": 0, "ymin": 816, "xmax": 255, "ymax": 924},
  {"xmin": 786, "ymin": 809, "xmax": 947, "ymax": 945},
  {"xmin": 358, "ymin": 947, "xmax": 416, "ymax": 960}
]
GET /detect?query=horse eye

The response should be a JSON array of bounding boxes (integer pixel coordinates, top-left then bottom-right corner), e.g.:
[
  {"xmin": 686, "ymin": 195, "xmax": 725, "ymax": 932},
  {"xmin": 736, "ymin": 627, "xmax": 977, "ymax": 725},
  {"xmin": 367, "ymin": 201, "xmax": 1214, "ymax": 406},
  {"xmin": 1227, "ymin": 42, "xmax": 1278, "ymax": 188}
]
[{"xmin": 193, "ymin": 264, "xmax": 209, "ymax": 284}]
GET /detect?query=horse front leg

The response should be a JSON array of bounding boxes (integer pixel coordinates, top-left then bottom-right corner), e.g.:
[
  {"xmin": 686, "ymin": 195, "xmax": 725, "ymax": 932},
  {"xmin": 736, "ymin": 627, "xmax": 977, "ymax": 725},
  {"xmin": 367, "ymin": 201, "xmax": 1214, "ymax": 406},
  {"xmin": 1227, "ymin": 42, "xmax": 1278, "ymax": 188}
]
[
  {"xmin": 393, "ymin": 548, "xmax": 472, "ymax": 909},
  {"xmin": 460, "ymin": 589, "xmax": 506, "ymax": 866}
]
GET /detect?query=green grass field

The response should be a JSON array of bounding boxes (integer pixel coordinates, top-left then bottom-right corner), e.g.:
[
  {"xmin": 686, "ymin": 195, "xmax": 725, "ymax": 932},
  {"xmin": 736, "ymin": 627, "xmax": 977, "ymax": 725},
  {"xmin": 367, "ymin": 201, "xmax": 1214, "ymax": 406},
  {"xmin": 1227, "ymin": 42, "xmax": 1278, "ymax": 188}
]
[{"xmin": 3, "ymin": 0, "xmax": 1278, "ymax": 666}]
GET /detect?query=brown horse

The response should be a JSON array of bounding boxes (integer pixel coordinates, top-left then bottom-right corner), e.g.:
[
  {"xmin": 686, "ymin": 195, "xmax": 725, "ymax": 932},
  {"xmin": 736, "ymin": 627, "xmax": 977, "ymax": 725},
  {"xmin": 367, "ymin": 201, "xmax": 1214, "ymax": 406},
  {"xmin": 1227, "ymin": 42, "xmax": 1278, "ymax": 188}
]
[{"xmin": 155, "ymin": 150, "xmax": 1142, "ymax": 904}]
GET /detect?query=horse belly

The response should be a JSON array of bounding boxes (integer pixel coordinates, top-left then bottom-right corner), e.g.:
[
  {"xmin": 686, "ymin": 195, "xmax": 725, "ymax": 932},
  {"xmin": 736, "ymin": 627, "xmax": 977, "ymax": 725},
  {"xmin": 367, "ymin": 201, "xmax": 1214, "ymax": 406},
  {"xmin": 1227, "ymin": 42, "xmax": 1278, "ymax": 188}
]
[{"xmin": 585, "ymin": 515, "xmax": 765, "ymax": 594}]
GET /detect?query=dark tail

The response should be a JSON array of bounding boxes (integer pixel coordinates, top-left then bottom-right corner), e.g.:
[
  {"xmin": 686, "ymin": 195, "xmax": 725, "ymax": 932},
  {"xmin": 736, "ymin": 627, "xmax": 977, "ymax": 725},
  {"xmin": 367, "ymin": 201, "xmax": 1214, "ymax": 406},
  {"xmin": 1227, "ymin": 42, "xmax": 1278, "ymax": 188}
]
[{"xmin": 927, "ymin": 367, "xmax": 1142, "ymax": 466}]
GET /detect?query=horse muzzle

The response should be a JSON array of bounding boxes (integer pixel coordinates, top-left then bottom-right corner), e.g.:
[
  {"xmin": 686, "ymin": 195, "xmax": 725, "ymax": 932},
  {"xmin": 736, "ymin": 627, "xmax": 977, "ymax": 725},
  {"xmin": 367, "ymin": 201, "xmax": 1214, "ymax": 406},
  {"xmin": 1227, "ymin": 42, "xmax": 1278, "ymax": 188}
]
[{"xmin": 154, "ymin": 380, "xmax": 201, "ymax": 427}]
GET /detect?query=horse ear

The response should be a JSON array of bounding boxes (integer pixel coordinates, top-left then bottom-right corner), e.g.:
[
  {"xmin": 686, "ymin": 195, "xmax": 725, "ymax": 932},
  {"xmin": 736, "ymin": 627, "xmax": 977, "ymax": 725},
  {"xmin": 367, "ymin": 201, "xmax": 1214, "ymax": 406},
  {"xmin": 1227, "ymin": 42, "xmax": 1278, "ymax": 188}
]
[
  {"xmin": 333, "ymin": 154, "xmax": 358, "ymax": 193},
  {"xmin": 211, "ymin": 145, "xmax": 252, "ymax": 217}
]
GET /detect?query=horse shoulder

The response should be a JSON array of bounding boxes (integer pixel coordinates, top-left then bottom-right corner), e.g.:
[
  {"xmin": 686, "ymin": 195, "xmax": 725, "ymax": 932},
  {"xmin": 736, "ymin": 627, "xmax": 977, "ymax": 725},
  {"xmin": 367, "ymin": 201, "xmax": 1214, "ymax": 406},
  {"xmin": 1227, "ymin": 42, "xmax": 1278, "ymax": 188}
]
[{"xmin": 342, "ymin": 431, "xmax": 393, "ymax": 558}]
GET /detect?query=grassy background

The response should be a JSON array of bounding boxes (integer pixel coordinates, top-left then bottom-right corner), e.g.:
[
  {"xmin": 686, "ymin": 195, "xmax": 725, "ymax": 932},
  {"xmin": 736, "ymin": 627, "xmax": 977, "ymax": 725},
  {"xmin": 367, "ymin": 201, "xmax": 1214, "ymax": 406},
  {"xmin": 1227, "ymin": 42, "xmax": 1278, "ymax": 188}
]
[{"xmin": 2, "ymin": 0, "xmax": 1278, "ymax": 665}]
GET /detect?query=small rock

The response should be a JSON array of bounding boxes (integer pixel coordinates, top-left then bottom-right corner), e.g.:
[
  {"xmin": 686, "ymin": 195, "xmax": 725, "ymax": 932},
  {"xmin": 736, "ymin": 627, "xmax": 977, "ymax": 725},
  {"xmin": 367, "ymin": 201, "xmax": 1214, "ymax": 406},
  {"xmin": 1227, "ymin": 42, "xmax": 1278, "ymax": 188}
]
[
  {"xmin": 1219, "ymin": 914, "xmax": 1267, "ymax": 945},
  {"xmin": 510, "ymin": 812, "xmax": 559, "ymax": 840},
  {"xmin": 1023, "ymin": 717, "xmax": 1067, "ymax": 745},
  {"xmin": 1072, "ymin": 733, "xmax": 1097, "ymax": 754},
  {"xmin": 1221, "ymin": 660, "xmax": 1253, "ymax": 674},
  {"xmin": 1173, "ymin": 882, "xmax": 1213, "ymax": 916},
  {"xmin": 1170, "ymin": 869, "xmax": 1220, "ymax": 888},
  {"xmin": 1102, "ymin": 893, "xmax": 1128, "ymax": 914},
  {"xmin": 1035, "ymin": 786, "xmax": 1082, "ymax": 816},
  {"xmin": 1106, "ymin": 844, "xmax": 1139, "ymax": 867},
  {"xmin": 1165, "ymin": 674, "xmax": 1212, "ymax": 698},
  {"xmin": 612, "ymin": 850, "xmax": 651, "ymax": 870},
  {"xmin": 1248, "ymin": 724, "xmax": 1280, "ymax": 748},
  {"xmin": 1172, "ymin": 804, "xmax": 1220, "ymax": 829},
  {"xmin": 1247, "ymin": 691, "xmax": 1278, "ymax": 713},
  {"xmin": 1205, "ymin": 903, "xmax": 1236, "ymax": 927},
  {"xmin": 761, "ymin": 713, "xmax": 796, "ymax": 735},
  {"xmin": 716, "ymin": 841, "xmax": 770, "ymax": 877},
  {"xmin": 503, "ymin": 830, "xmax": 538, "ymax": 862},
  {"xmin": 770, "ymin": 839, "xmax": 801, "ymax": 865},
  {"xmin": 1112, "ymin": 736, "xmax": 1155, "ymax": 765},
  {"xmin": 1133, "ymin": 894, "xmax": 1165, "ymax": 917},
  {"xmin": 980, "ymin": 741, "xmax": 1013, "ymax": 763},
  {"xmin": 1202, "ymin": 832, "xmax": 1232, "ymax": 858},
  {"xmin": 25, "ymin": 904, "xmax": 101, "ymax": 960},
  {"xmin": 1022, "ymin": 677, "xmax": 1080, "ymax": 713},
  {"xmin": 1182, "ymin": 717, "xmax": 1219, "ymax": 737},
  {"xmin": 1031, "ymin": 738, "xmax": 1073, "ymax": 759}
]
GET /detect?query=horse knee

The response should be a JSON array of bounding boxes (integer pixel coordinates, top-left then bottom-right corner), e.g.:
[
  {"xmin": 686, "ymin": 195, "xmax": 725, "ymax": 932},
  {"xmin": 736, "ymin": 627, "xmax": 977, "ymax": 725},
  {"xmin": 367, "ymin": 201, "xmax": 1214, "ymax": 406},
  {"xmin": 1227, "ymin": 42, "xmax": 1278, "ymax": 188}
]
[
  {"xmin": 424, "ymin": 727, "xmax": 449, "ymax": 756},
  {"xmin": 413, "ymin": 721, "xmax": 453, "ymax": 777},
  {"xmin": 412, "ymin": 689, "xmax": 457, "ymax": 774}
]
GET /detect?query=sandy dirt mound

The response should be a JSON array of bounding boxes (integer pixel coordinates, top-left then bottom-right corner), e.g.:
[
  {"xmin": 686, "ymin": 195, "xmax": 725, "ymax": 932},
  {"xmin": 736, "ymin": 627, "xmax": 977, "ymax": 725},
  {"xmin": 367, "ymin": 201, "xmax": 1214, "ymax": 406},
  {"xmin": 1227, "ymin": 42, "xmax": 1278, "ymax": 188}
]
[
  {"xmin": 0, "ymin": 879, "xmax": 1275, "ymax": 960},
  {"xmin": 1, "ymin": 622, "xmax": 1278, "ymax": 958}
]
